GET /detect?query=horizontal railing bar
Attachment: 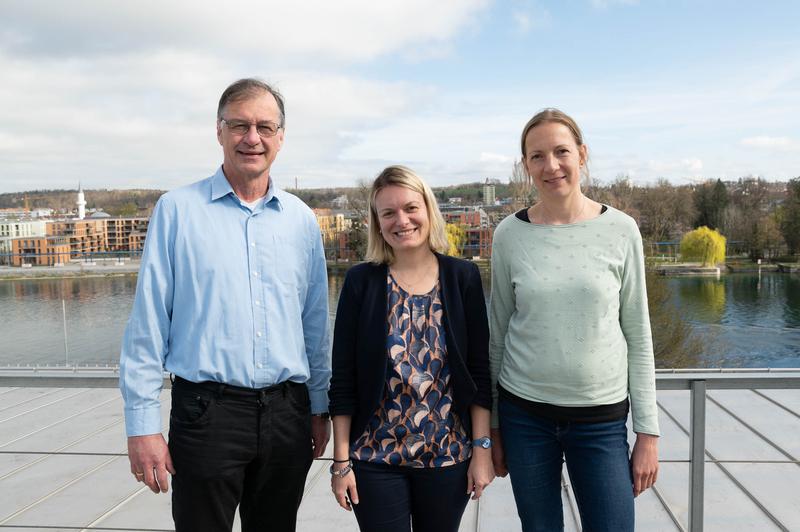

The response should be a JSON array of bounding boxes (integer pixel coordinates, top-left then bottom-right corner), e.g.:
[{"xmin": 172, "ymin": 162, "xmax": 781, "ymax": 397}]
[
  {"xmin": 2, "ymin": 450, "xmax": 797, "ymax": 465},
  {"xmin": 0, "ymin": 451, "xmax": 335, "ymax": 461},
  {"xmin": 656, "ymin": 373, "xmax": 800, "ymax": 390},
  {"xmin": 3, "ymin": 371, "xmax": 800, "ymax": 389},
  {"xmin": 659, "ymin": 459, "xmax": 800, "ymax": 464},
  {"xmin": 0, "ymin": 526, "xmax": 172, "ymax": 531}
]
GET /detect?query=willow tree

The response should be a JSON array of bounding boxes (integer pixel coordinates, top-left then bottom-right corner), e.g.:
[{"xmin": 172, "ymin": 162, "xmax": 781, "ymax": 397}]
[
  {"xmin": 445, "ymin": 223, "xmax": 466, "ymax": 257},
  {"xmin": 680, "ymin": 226, "xmax": 726, "ymax": 266}
]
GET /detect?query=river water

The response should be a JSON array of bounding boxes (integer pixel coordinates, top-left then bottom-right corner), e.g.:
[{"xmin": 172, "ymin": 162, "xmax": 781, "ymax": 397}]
[{"xmin": 0, "ymin": 271, "xmax": 798, "ymax": 368}]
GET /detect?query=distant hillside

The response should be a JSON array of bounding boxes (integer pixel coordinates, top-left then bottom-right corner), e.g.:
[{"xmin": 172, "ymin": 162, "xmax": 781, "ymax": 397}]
[
  {"xmin": 0, "ymin": 189, "xmax": 166, "ymax": 216},
  {"xmin": 1, "ymin": 181, "xmax": 503, "ymax": 215}
]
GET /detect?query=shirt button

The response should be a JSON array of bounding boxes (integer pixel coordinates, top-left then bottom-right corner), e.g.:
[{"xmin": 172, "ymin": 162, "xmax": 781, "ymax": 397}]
[
  {"xmin": 256, "ymin": 331, "xmax": 263, "ymax": 337},
  {"xmin": 256, "ymin": 362, "xmax": 263, "ymax": 369},
  {"xmin": 252, "ymin": 271, "xmax": 258, "ymax": 277},
  {"xmin": 251, "ymin": 242, "xmax": 256, "ymax": 247},
  {"xmin": 255, "ymin": 300, "xmax": 261, "ymax": 306}
]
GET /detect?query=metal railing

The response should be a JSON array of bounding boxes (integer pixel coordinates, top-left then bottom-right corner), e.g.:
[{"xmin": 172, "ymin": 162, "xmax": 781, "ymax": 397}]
[
  {"xmin": 654, "ymin": 368, "xmax": 800, "ymax": 532},
  {"xmin": 1, "ymin": 366, "xmax": 799, "ymax": 531}
]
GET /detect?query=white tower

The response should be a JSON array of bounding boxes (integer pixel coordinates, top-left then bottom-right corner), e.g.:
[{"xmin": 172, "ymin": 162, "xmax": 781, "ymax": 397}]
[{"xmin": 76, "ymin": 182, "xmax": 86, "ymax": 220}]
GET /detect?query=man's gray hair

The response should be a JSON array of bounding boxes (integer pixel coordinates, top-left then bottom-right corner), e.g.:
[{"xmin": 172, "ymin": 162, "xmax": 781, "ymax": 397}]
[{"xmin": 217, "ymin": 78, "xmax": 286, "ymax": 127}]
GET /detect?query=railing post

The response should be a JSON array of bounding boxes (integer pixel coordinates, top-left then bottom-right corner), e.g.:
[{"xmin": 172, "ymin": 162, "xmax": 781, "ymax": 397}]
[{"xmin": 689, "ymin": 379, "xmax": 706, "ymax": 532}]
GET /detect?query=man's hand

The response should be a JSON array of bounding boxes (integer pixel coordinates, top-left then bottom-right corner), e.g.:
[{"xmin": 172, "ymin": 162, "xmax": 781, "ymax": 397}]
[
  {"xmin": 490, "ymin": 428, "xmax": 508, "ymax": 477},
  {"xmin": 311, "ymin": 416, "xmax": 331, "ymax": 459},
  {"xmin": 631, "ymin": 433, "xmax": 659, "ymax": 497},
  {"xmin": 127, "ymin": 434, "xmax": 175, "ymax": 494}
]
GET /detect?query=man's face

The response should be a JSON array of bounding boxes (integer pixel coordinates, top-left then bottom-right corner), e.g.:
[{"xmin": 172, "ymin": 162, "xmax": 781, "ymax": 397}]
[{"xmin": 217, "ymin": 92, "xmax": 285, "ymax": 183}]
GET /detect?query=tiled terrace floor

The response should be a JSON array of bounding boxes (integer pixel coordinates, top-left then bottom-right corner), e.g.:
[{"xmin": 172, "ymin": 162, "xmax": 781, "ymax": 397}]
[{"xmin": 1, "ymin": 382, "xmax": 799, "ymax": 531}]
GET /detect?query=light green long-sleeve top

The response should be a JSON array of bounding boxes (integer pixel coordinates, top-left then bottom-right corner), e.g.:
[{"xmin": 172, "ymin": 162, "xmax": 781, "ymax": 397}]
[{"xmin": 489, "ymin": 206, "xmax": 659, "ymax": 435}]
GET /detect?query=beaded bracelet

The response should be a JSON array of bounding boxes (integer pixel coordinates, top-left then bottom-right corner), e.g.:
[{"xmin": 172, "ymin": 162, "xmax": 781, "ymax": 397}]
[{"xmin": 329, "ymin": 461, "xmax": 353, "ymax": 478}]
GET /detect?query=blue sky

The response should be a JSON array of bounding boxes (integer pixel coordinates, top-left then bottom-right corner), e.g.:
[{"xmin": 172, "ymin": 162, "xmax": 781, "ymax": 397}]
[{"xmin": 1, "ymin": 0, "xmax": 798, "ymax": 192}]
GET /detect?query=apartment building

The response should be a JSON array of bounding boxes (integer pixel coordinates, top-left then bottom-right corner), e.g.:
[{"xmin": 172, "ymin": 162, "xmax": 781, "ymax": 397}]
[
  {"xmin": 105, "ymin": 217, "xmax": 149, "ymax": 252},
  {"xmin": 11, "ymin": 236, "xmax": 71, "ymax": 266},
  {"xmin": 45, "ymin": 220, "xmax": 108, "ymax": 258},
  {"xmin": 0, "ymin": 220, "xmax": 47, "ymax": 265}
]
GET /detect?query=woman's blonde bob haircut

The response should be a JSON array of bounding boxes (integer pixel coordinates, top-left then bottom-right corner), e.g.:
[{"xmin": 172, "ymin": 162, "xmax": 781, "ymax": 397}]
[
  {"xmin": 365, "ymin": 165, "xmax": 450, "ymax": 265},
  {"xmin": 520, "ymin": 107, "xmax": 591, "ymax": 185}
]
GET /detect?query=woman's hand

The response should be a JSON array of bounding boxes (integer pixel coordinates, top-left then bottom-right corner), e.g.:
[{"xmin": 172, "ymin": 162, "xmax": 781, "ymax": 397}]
[
  {"xmin": 490, "ymin": 428, "xmax": 508, "ymax": 477},
  {"xmin": 467, "ymin": 448, "xmax": 495, "ymax": 500},
  {"xmin": 331, "ymin": 463, "xmax": 359, "ymax": 511},
  {"xmin": 630, "ymin": 433, "xmax": 659, "ymax": 497}
]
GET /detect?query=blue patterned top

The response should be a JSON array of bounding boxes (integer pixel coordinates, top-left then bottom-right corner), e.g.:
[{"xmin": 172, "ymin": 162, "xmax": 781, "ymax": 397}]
[{"xmin": 351, "ymin": 274, "xmax": 471, "ymax": 467}]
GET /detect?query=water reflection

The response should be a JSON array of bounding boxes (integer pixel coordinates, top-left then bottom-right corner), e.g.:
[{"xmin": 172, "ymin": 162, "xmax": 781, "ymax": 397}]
[
  {"xmin": 0, "ymin": 276, "xmax": 137, "ymax": 366},
  {"xmin": 666, "ymin": 273, "xmax": 800, "ymax": 367},
  {"xmin": 1, "ymin": 271, "xmax": 798, "ymax": 368},
  {"xmin": 676, "ymin": 277, "xmax": 726, "ymax": 323}
]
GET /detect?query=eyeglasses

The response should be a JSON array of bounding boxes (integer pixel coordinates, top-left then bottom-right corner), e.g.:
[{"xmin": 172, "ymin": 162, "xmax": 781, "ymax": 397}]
[{"xmin": 220, "ymin": 118, "xmax": 283, "ymax": 138}]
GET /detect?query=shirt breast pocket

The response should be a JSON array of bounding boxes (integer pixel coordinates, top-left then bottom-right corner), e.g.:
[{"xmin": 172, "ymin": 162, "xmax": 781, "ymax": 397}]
[{"xmin": 271, "ymin": 235, "xmax": 309, "ymax": 296}]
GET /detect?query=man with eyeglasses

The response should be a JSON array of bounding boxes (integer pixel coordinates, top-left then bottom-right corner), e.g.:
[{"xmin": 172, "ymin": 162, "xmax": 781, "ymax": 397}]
[{"xmin": 119, "ymin": 78, "xmax": 331, "ymax": 532}]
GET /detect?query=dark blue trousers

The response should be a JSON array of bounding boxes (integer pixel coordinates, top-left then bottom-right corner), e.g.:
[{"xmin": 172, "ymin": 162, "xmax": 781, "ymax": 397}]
[{"xmin": 351, "ymin": 459, "xmax": 470, "ymax": 532}]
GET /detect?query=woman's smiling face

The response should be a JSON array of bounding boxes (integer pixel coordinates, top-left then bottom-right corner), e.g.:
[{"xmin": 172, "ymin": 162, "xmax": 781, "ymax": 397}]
[
  {"xmin": 523, "ymin": 121, "xmax": 587, "ymax": 200},
  {"xmin": 373, "ymin": 184, "xmax": 431, "ymax": 254}
]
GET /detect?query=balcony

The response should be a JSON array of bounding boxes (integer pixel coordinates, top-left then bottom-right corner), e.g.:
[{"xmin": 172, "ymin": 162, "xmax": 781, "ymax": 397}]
[{"xmin": 0, "ymin": 367, "xmax": 798, "ymax": 531}]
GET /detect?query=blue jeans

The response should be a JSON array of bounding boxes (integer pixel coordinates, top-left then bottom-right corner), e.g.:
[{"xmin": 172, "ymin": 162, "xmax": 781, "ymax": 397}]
[{"xmin": 499, "ymin": 398, "xmax": 634, "ymax": 532}]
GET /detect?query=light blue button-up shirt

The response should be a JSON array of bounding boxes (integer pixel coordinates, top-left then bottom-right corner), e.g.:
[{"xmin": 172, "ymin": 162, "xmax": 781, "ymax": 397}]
[{"xmin": 120, "ymin": 167, "xmax": 331, "ymax": 437}]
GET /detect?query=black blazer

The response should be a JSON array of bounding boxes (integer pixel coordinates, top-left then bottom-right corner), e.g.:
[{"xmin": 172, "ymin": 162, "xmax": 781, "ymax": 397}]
[{"xmin": 328, "ymin": 253, "xmax": 491, "ymax": 444}]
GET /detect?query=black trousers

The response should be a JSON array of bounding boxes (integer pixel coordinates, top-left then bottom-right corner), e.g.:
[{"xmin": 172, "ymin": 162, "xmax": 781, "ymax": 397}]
[
  {"xmin": 168, "ymin": 376, "xmax": 313, "ymax": 532},
  {"xmin": 351, "ymin": 460, "xmax": 470, "ymax": 532}
]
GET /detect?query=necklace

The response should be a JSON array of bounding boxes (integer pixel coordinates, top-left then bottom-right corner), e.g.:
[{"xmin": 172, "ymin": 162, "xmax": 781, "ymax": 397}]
[
  {"xmin": 536, "ymin": 196, "xmax": 587, "ymax": 225},
  {"xmin": 390, "ymin": 256, "xmax": 438, "ymax": 294}
]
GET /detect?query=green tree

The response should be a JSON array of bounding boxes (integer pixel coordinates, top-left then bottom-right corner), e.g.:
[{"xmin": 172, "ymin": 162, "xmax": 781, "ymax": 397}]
[
  {"xmin": 445, "ymin": 223, "xmax": 466, "ymax": 257},
  {"xmin": 680, "ymin": 226, "xmax": 726, "ymax": 266},
  {"xmin": 110, "ymin": 202, "xmax": 139, "ymax": 217},
  {"xmin": 780, "ymin": 178, "xmax": 800, "ymax": 255},
  {"xmin": 694, "ymin": 179, "xmax": 728, "ymax": 230}
]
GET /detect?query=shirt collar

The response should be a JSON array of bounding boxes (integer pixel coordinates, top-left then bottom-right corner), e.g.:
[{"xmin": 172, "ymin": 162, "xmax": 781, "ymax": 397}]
[{"xmin": 210, "ymin": 166, "xmax": 283, "ymax": 211}]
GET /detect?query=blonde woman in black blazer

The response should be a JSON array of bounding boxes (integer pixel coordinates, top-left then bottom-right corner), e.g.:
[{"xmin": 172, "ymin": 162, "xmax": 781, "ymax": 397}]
[{"xmin": 328, "ymin": 165, "xmax": 494, "ymax": 532}]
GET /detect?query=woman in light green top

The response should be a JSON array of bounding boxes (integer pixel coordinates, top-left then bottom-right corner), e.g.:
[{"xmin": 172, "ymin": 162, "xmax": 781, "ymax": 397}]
[{"xmin": 489, "ymin": 108, "xmax": 659, "ymax": 532}]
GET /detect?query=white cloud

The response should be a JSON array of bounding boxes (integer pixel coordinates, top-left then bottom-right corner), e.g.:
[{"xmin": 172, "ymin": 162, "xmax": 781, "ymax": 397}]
[
  {"xmin": 511, "ymin": 0, "xmax": 551, "ymax": 33},
  {"xmin": 740, "ymin": 136, "xmax": 799, "ymax": 150},
  {"xmin": 0, "ymin": 1, "xmax": 490, "ymax": 63},
  {"xmin": 513, "ymin": 12, "xmax": 532, "ymax": 32},
  {"xmin": 479, "ymin": 152, "xmax": 514, "ymax": 164},
  {"xmin": 0, "ymin": 1, "xmax": 493, "ymax": 191}
]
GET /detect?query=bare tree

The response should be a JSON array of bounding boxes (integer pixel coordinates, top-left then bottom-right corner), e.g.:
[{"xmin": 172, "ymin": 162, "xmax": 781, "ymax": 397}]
[
  {"xmin": 638, "ymin": 179, "xmax": 696, "ymax": 242},
  {"xmin": 508, "ymin": 159, "xmax": 535, "ymax": 211},
  {"xmin": 344, "ymin": 179, "xmax": 372, "ymax": 260}
]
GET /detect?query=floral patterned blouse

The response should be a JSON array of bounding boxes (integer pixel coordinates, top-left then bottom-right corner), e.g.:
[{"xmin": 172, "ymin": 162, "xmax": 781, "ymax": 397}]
[{"xmin": 351, "ymin": 274, "xmax": 471, "ymax": 467}]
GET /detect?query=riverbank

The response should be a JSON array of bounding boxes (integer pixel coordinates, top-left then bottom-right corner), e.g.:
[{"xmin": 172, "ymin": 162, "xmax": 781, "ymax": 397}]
[
  {"xmin": 0, "ymin": 262, "xmax": 140, "ymax": 280},
  {"xmin": 1, "ymin": 257, "xmax": 792, "ymax": 281}
]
